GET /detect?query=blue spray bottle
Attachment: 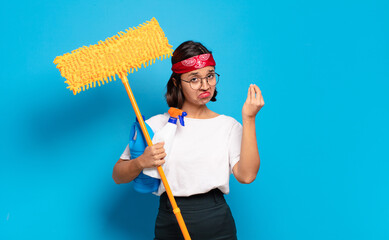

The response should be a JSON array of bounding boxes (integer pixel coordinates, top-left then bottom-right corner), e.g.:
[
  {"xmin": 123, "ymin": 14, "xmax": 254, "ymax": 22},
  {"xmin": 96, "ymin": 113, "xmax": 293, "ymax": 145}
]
[{"xmin": 129, "ymin": 116, "xmax": 161, "ymax": 193}]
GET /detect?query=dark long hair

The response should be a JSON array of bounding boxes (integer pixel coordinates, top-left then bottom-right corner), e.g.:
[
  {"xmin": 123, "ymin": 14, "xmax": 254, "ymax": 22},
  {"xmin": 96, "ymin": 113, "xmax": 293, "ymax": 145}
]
[{"xmin": 165, "ymin": 41, "xmax": 217, "ymax": 108}]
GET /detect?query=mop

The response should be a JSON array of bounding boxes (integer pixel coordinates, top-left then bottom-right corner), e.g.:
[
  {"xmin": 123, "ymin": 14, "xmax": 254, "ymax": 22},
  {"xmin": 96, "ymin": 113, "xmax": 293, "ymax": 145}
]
[{"xmin": 53, "ymin": 17, "xmax": 191, "ymax": 240}]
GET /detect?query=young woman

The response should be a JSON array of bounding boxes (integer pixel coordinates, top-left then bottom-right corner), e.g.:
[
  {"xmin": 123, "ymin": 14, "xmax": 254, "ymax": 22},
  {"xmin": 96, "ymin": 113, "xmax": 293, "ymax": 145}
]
[{"xmin": 112, "ymin": 41, "xmax": 264, "ymax": 240}]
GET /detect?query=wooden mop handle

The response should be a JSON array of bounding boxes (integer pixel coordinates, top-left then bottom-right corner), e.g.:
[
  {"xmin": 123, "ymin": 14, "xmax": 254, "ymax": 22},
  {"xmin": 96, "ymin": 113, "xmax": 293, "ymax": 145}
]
[{"xmin": 121, "ymin": 76, "xmax": 191, "ymax": 240}]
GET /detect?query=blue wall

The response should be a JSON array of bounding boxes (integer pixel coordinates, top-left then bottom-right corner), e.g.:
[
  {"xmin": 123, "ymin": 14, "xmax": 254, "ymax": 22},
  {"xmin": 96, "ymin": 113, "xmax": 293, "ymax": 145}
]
[{"xmin": 1, "ymin": 0, "xmax": 388, "ymax": 239}]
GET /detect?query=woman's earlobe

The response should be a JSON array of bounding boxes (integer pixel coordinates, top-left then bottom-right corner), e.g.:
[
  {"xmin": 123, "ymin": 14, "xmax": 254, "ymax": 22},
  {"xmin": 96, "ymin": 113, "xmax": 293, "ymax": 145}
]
[{"xmin": 173, "ymin": 78, "xmax": 178, "ymax": 87}]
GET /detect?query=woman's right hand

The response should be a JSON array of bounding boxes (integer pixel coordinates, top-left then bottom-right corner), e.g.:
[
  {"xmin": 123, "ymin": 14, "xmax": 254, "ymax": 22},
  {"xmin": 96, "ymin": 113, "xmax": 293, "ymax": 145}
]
[{"xmin": 137, "ymin": 142, "xmax": 166, "ymax": 169}]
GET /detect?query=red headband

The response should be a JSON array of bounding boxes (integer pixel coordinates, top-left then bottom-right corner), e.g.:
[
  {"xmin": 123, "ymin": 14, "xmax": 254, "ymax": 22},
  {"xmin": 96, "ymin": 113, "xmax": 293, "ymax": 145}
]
[{"xmin": 171, "ymin": 53, "xmax": 216, "ymax": 74}]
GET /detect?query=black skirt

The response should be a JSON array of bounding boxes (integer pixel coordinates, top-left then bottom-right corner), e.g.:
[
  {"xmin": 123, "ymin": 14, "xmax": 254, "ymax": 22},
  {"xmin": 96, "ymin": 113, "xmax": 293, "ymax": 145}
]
[{"xmin": 154, "ymin": 189, "xmax": 237, "ymax": 240}]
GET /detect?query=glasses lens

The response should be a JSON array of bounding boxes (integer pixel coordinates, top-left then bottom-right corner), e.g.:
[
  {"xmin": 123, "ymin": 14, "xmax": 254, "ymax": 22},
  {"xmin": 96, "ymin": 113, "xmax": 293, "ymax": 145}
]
[
  {"xmin": 208, "ymin": 74, "xmax": 216, "ymax": 86},
  {"xmin": 190, "ymin": 79, "xmax": 201, "ymax": 90}
]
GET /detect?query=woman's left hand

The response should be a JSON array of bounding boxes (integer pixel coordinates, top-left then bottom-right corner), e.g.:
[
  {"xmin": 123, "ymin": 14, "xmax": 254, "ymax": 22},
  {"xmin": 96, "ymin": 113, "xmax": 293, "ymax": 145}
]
[{"xmin": 242, "ymin": 84, "xmax": 265, "ymax": 121}]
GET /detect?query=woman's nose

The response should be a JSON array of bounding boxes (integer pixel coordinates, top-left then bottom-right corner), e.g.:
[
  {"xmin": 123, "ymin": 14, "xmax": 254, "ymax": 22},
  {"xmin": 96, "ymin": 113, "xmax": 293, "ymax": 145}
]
[{"xmin": 200, "ymin": 78, "xmax": 210, "ymax": 90}]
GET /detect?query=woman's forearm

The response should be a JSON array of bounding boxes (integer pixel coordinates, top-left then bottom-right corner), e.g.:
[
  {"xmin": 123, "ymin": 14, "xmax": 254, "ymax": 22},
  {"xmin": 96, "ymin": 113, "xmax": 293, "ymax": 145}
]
[
  {"xmin": 236, "ymin": 118, "xmax": 260, "ymax": 183},
  {"xmin": 112, "ymin": 157, "xmax": 143, "ymax": 184}
]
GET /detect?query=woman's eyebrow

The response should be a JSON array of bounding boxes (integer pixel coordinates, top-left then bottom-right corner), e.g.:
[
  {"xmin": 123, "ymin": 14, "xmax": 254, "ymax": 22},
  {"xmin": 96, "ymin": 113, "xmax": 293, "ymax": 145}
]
[{"xmin": 188, "ymin": 72, "xmax": 199, "ymax": 77}]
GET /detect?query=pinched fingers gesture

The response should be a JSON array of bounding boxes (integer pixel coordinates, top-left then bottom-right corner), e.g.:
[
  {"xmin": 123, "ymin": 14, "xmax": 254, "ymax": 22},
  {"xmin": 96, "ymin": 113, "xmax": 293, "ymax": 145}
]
[{"xmin": 242, "ymin": 84, "xmax": 265, "ymax": 121}]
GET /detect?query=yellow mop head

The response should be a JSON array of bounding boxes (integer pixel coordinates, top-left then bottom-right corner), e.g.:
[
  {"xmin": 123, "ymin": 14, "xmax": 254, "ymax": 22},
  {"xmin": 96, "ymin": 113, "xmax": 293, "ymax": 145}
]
[{"xmin": 53, "ymin": 17, "xmax": 173, "ymax": 95}]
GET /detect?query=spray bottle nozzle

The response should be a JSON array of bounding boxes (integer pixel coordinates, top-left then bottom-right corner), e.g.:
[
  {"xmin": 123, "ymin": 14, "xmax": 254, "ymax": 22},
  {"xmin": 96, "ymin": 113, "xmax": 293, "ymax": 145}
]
[{"xmin": 168, "ymin": 108, "xmax": 187, "ymax": 126}]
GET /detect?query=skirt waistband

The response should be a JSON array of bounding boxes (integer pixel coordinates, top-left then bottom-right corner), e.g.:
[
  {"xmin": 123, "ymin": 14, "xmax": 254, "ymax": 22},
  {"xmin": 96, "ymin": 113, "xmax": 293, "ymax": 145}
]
[{"xmin": 159, "ymin": 189, "xmax": 225, "ymax": 211}]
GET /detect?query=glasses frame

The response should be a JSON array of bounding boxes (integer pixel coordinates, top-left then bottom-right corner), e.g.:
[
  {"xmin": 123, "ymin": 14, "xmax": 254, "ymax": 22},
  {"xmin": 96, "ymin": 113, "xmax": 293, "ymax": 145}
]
[{"xmin": 181, "ymin": 72, "xmax": 220, "ymax": 90}]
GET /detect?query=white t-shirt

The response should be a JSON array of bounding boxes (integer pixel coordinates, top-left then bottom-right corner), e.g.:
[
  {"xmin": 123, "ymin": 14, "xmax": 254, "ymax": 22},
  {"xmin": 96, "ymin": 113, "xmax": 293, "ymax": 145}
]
[{"xmin": 120, "ymin": 112, "xmax": 243, "ymax": 197}]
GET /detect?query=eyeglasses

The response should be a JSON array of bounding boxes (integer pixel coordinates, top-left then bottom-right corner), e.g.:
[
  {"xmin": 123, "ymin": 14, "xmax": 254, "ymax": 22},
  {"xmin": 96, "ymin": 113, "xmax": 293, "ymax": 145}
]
[{"xmin": 181, "ymin": 73, "xmax": 220, "ymax": 90}]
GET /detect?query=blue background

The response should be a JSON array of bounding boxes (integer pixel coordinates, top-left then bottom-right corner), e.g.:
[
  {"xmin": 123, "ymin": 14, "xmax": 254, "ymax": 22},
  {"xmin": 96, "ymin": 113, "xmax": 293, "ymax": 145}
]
[{"xmin": 1, "ymin": 0, "xmax": 388, "ymax": 239}]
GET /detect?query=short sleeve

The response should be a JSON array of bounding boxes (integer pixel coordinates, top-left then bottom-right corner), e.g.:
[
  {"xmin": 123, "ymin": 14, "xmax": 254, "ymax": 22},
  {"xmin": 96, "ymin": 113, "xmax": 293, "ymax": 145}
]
[
  {"xmin": 228, "ymin": 121, "xmax": 242, "ymax": 174},
  {"xmin": 120, "ymin": 144, "xmax": 131, "ymax": 160}
]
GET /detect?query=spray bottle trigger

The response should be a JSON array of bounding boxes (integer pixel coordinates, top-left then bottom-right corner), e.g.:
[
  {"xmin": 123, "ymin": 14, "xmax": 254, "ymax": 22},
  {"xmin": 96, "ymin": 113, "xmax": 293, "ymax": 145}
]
[{"xmin": 179, "ymin": 112, "xmax": 187, "ymax": 126}]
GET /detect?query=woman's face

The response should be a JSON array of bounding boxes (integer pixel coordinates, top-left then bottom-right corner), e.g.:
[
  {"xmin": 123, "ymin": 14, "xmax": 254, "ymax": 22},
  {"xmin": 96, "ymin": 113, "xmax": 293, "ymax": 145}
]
[{"xmin": 179, "ymin": 66, "xmax": 216, "ymax": 107}]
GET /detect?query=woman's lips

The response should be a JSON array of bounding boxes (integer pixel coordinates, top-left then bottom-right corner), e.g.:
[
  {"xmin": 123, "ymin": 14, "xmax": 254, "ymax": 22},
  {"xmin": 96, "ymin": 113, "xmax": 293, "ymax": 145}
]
[{"xmin": 199, "ymin": 92, "xmax": 210, "ymax": 98}]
